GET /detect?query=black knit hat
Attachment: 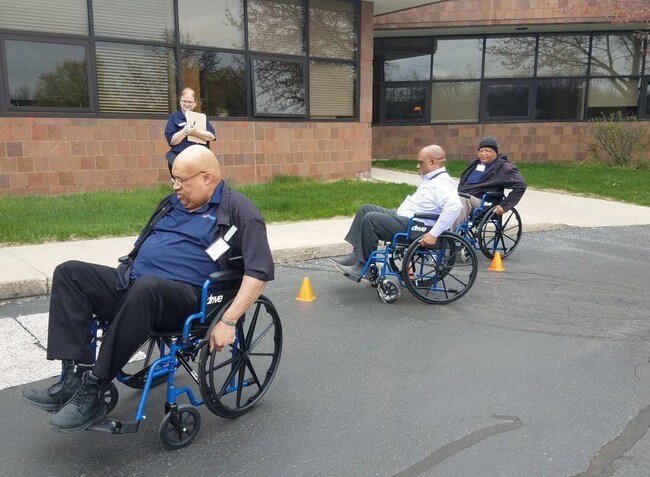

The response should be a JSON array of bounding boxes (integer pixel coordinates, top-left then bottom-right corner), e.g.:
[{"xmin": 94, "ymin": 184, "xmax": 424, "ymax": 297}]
[{"xmin": 478, "ymin": 136, "xmax": 499, "ymax": 153}]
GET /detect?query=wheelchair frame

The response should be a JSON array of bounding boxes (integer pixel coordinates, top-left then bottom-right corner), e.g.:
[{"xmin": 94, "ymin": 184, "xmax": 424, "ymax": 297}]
[
  {"xmin": 87, "ymin": 270, "xmax": 282, "ymax": 449},
  {"xmin": 454, "ymin": 192, "xmax": 523, "ymax": 259},
  {"xmin": 353, "ymin": 215, "xmax": 478, "ymax": 305}
]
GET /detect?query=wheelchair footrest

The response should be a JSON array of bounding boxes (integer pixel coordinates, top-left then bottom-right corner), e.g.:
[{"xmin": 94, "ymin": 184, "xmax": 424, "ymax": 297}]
[{"xmin": 86, "ymin": 417, "xmax": 140, "ymax": 434}]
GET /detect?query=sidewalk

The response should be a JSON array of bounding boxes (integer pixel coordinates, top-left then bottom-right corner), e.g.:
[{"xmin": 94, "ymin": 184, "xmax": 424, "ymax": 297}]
[{"xmin": 1, "ymin": 167, "xmax": 650, "ymax": 301}]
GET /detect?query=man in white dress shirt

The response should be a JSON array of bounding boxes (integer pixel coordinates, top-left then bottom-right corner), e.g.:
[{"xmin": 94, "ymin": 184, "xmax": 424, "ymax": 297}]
[{"xmin": 333, "ymin": 144, "xmax": 462, "ymax": 281}]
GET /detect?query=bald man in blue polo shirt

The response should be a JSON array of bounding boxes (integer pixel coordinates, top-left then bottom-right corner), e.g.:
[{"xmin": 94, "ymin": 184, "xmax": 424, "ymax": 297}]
[{"xmin": 23, "ymin": 145, "xmax": 274, "ymax": 433}]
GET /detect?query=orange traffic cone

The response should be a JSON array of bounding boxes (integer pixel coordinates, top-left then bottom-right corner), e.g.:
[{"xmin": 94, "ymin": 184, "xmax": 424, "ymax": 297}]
[
  {"xmin": 296, "ymin": 276, "xmax": 316, "ymax": 302},
  {"xmin": 488, "ymin": 251, "xmax": 505, "ymax": 272}
]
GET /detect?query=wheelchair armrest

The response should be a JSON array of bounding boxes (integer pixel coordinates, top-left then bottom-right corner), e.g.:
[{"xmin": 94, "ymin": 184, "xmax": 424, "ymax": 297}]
[
  {"xmin": 458, "ymin": 192, "xmax": 472, "ymax": 199},
  {"xmin": 482, "ymin": 192, "xmax": 503, "ymax": 201},
  {"xmin": 209, "ymin": 269, "xmax": 244, "ymax": 282},
  {"xmin": 413, "ymin": 213, "xmax": 440, "ymax": 221}
]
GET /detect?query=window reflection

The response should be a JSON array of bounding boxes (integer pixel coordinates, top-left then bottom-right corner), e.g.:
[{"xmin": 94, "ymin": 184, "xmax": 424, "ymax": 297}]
[
  {"xmin": 385, "ymin": 86, "xmax": 426, "ymax": 121},
  {"xmin": 432, "ymin": 38, "xmax": 482, "ymax": 79},
  {"xmin": 248, "ymin": 0, "xmax": 305, "ymax": 56},
  {"xmin": 431, "ymin": 81, "xmax": 480, "ymax": 122},
  {"xmin": 484, "ymin": 36, "xmax": 535, "ymax": 78},
  {"xmin": 309, "ymin": 0, "xmax": 356, "ymax": 60},
  {"xmin": 537, "ymin": 35, "xmax": 589, "ymax": 77},
  {"xmin": 96, "ymin": 42, "xmax": 176, "ymax": 113},
  {"xmin": 181, "ymin": 50, "xmax": 246, "ymax": 117},
  {"xmin": 591, "ymin": 34, "xmax": 643, "ymax": 76},
  {"xmin": 253, "ymin": 59, "xmax": 305, "ymax": 115},
  {"xmin": 535, "ymin": 79, "xmax": 585, "ymax": 120},
  {"xmin": 587, "ymin": 78, "xmax": 639, "ymax": 118},
  {"xmin": 484, "ymin": 82, "xmax": 530, "ymax": 118},
  {"xmin": 178, "ymin": 0, "xmax": 244, "ymax": 49},
  {"xmin": 384, "ymin": 38, "xmax": 431, "ymax": 82},
  {"xmin": 6, "ymin": 40, "xmax": 89, "ymax": 108}
]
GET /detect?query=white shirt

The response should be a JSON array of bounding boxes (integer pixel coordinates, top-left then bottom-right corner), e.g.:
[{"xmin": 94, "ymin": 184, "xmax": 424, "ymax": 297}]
[{"xmin": 395, "ymin": 168, "xmax": 462, "ymax": 237}]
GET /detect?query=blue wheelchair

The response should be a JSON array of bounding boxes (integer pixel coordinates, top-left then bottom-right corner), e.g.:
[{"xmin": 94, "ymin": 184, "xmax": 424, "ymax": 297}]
[
  {"xmin": 356, "ymin": 214, "xmax": 478, "ymax": 305},
  {"xmin": 455, "ymin": 192, "xmax": 523, "ymax": 259},
  {"xmin": 87, "ymin": 268, "xmax": 282, "ymax": 449}
]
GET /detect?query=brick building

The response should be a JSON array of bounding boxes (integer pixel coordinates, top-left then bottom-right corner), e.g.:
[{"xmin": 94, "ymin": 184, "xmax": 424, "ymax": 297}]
[
  {"xmin": 0, "ymin": 0, "xmax": 647, "ymax": 195},
  {"xmin": 372, "ymin": 0, "xmax": 650, "ymax": 162}
]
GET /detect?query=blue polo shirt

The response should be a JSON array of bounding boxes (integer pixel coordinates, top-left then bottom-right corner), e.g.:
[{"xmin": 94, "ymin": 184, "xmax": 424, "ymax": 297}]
[
  {"xmin": 130, "ymin": 182, "xmax": 224, "ymax": 286},
  {"xmin": 164, "ymin": 109, "xmax": 216, "ymax": 165}
]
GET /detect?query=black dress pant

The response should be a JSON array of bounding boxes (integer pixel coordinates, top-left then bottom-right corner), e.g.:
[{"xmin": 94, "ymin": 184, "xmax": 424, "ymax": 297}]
[{"xmin": 47, "ymin": 260, "xmax": 200, "ymax": 381}]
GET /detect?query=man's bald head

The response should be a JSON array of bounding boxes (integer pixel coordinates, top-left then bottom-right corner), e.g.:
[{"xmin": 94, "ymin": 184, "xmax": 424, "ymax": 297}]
[
  {"xmin": 416, "ymin": 144, "xmax": 446, "ymax": 176},
  {"xmin": 173, "ymin": 145, "xmax": 221, "ymax": 184}
]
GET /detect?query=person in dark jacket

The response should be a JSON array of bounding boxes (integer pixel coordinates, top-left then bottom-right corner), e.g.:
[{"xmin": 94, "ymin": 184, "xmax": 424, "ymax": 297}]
[
  {"xmin": 22, "ymin": 145, "xmax": 273, "ymax": 433},
  {"xmin": 452, "ymin": 136, "xmax": 527, "ymax": 231}
]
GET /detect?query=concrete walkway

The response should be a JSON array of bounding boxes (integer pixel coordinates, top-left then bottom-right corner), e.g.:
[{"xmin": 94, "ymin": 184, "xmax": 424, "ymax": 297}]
[{"xmin": 1, "ymin": 167, "xmax": 649, "ymax": 301}]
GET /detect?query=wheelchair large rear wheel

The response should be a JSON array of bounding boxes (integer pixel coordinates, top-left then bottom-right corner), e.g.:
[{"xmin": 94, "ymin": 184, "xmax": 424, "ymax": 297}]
[
  {"xmin": 402, "ymin": 233, "xmax": 477, "ymax": 305},
  {"xmin": 477, "ymin": 206, "xmax": 522, "ymax": 259},
  {"xmin": 198, "ymin": 295, "xmax": 282, "ymax": 418}
]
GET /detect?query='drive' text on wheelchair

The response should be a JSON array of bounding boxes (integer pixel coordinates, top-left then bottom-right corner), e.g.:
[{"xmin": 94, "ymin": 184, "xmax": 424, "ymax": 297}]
[{"xmin": 22, "ymin": 145, "xmax": 282, "ymax": 449}]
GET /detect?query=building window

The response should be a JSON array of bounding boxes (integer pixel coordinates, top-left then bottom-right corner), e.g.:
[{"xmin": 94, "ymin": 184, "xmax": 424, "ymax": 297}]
[
  {"xmin": 0, "ymin": 0, "xmax": 87, "ymax": 35},
  {"xmin": 432, "ymin": 38, "xmax": 482, "ymax": 79},
  {"xmin": 590, "ymin": 33, "xmax": 643, "ymax": 76},
  {"xmin": 537, "ymin": 35, "xmax": 589, "ymax": 77},
  {"xmin": 310, "ymin": 61, "xmax": 356, "ymax": 118},
  {"xmin": 483, "ymin": 81, "xmax": 531, "ymax": 120},
  {"xmin": 95, "ymin": 42, "xmax": 176, "ymax": 114},
  {"xmin": 93, "ymin": 0, "xmax": 174, "ymax": 42},
  {"xmin": 535, "ymin": 79, "xmax": 585, "ymax": 120},
  {"xmin": 248, "ymin": 0, "xmax": 306, "ymax": 56},
  {"xmin": 252, "ymin": 58, "xmax": 306, "ymax": 116},
  {"xmin": 431, "ymin": 81, "xmax": 480, "ymax": 123},
  {"xmin": 5, "ymin": 39, "xmax": 90, "ymax": 109},
  {"xmin": 587, "ymin": 78, "xmax": 639, "ymax": 118},
  {"xmin": 384, "ymin": 85, "xmax": 427, "ymax": 122},
  {"xmin": 383, "ymin": 38, "xmax": 431, "ymax": 82},
  {"xmin": 180, "ymin": 50, "xmax": 246, "ymax": 117},
  {"xmin": 310, "ymin": 0, "xmax": 356, "ymax": 60},
  {"xmin": 178, "ymin": 0, "xmax": 245, "ymax": 50},
  {"xmin": 484, "ymin": 36, "xmax": 535, "ymax": 78},
  {"xmin": 0, "ymin": 0, "xmax": 359, "ymax": 119}
]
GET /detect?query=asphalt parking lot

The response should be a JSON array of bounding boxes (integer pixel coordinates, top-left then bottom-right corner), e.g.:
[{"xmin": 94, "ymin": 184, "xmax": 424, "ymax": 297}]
[{"xmin": 1, "ymin": 226, "xmax": 649, "ymax": 476}]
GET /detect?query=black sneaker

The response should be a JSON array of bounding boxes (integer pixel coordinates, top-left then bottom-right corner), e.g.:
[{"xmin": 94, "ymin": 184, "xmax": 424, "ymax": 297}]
[
  {"xmin": 49, "ymin": 371, "xmax": 106, "ymax": 433},
  {"xmin": 22, "ymin": 360, "xmax": 89, "ymax": 412},
  {"xmin": 331, "ymin": 252, "xmax": 357, "ymax": 267}
]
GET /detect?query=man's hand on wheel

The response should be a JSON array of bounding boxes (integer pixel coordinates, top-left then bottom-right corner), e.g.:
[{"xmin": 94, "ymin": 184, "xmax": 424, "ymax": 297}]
[
  {"xmin": 494, "ymin": 205, "xmax": 505, "ymax": 215},
  {"xmin": 209, "ymin": 321, "xmax": 236, "ymax": 352},
  {"xmin": 419, "ymin": 233, "xmax": 437, "ymax": 247}
]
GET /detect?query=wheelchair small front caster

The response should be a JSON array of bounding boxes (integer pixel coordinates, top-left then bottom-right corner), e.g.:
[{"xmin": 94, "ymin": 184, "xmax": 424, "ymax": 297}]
[
  {"xmin": 159, "ymin": 404, "xmax": 201, "ymax": 450},
  {"xmin": 377, "ymin": 278, "xmax": 401, "ymax": 304},
  {"xmin": 368, "ymin": 264, "xmax": 380, "ymax": 287}
]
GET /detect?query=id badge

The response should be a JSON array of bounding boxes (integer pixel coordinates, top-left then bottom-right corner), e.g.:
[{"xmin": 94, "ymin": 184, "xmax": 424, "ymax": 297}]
[
  {"xmin": 206, "ymin": 225, "xmax": 237, "ymax": 261},
  {"xmin": 476, "ymin": 164, "xmax": 486, "ymax": 172}
]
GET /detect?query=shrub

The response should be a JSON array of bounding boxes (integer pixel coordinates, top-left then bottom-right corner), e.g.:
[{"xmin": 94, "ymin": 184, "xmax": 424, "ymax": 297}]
[{"xmin": 588, "ymin": 112, "xmax": 649, "ymax": 168}]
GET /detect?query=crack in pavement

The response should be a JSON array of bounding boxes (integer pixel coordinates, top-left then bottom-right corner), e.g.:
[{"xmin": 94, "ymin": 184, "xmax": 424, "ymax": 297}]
[
  {"xmin": 573, "ymin": 405, "xmax": 650, "ymax": 477},
  {"xmin": 393, "ymin": 415, "xmax": 523, "ymax": 477}
]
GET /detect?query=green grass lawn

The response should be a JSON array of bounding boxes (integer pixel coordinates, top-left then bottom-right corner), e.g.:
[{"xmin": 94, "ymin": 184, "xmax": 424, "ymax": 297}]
[
  {"xmin": 0, "ymin": 177, "xmax": 414, "ymax": 245},
  {"xmin": 373, "ymin": 160, "xmax": 650, "ymax": 207}
]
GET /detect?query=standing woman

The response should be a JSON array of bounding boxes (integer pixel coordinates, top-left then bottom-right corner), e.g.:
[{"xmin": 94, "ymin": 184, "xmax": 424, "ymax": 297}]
[{"xmin": 164, "ymin": 87, "xmax": 216, "ymax": 173}]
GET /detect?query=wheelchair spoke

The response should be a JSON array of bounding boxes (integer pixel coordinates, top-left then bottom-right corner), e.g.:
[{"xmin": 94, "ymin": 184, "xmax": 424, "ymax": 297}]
[
  {"xmin": 248, "ymin": 321, "xmax": 275, "ymax": 352},
  {"xmin": 249, "ymin": 352, "xmax": 277, "ymax": 357},
  {"xmin": 217, "ymin": 358, "xmax": 246, "ymax": 399},
  {"xmin": 204, "ymin": 353, "xmax": 242, "ymax": 375},
  {"xmin": 244, "ymin": 302, "xmax": 262, "ymax": 350},
  {"xmin": 236, "ymin": 359, "xmax": 246, "ymax": 408}
]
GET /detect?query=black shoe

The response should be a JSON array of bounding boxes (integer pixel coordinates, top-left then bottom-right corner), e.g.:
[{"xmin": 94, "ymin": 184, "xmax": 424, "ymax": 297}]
[
  {"xmin": 49, "ymin": 371, "xmax": 106, "ymax": 433},
  {"xmin": 22, "ymin": 360, "xmax": 90, "ymax": 412},
  {"xmin": 334, "ymin": 261, "xmax": 365, "ymax": 282},
  {"xmin": 331, "ymin": 252, "xmax": 357, "ymax": 267}
]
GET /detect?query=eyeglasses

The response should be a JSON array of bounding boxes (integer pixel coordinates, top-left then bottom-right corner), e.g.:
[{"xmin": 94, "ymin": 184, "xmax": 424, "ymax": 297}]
[
  {"xmin": 170, "ymin": 171, "xmax": 205, "ymax": 187},
  {"xmin": 180, "ymin": 99, "xmax": 195, "ymax": 104}
]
